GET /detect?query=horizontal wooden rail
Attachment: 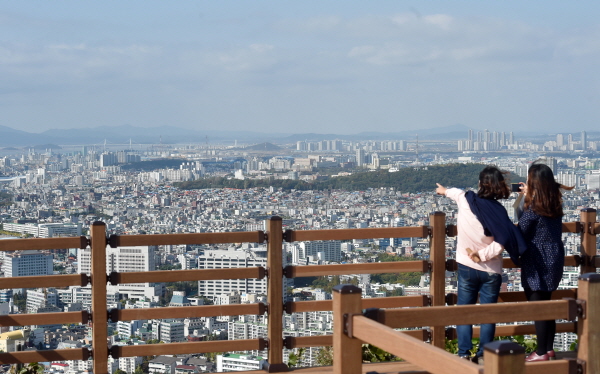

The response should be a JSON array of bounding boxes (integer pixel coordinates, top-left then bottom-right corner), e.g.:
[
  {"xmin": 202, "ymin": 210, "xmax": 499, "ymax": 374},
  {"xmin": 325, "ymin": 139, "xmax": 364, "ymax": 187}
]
[
  {"xmin": 0, "ymin": 349, "xmax": 89, "ymax": 365},
  {"xmin": 524, "ymin": 359, "xmax": 578, "ymax": 374},
  {"xmin": 112, "ymin": 303, "xmax": 265, "ymax": 322},
  {"xmin": 109, "ymin": 267, "xmax": 265, "ymax": 285},
  {"xmin": 0, "ymin": 236, "xmax": 88, "ymax": 251},
  {"xmin": 472, "ymin": 322, "xmax": 576, "ymax": 338},
  {"xmin": 380, "ymin": 300, "xmax": 574, "ymax": 329},
  {"xmin": 110, "ymin": 231, "xmax": 264, "ymax": 247},
  {"xmin": 284, "ymin": 329, "xmax": 428, "ymax": 349},
  {"xmin": 497, "ymin": 288, "xmax": 577, "ymax": 303},
  {"xmin": 501, "ymin": 256, "xmax": 580, "ymax": 268},
  {"xmin": 287, "ymin": 226, "xmax": 429, "ymax": 242},
  {"xmin": 595, "ymin": 222, "xmax": 600, "ymax": 235},
  {"xmin": 0, "ymin": 273, "xmax": 88, "ymax": 289},
  {"xmin": 0, "ymin": 311, "xmax": 88, "ymax": 327},
  {"xmin": 352, "ymin": 315, "xmax": 480, "ymax": 374},
  {"xmin": 110, "ymin": 339, "xmax": 265, "ymax": 358},
  {"xmin": 561, "ymin": 222, "xmax": 582, "ymax": 234},
  {"xmin": 285, "ymin": 296, "xmax": 427, "ymax": 314},
  {"xmin": 284, "ymin": 261, "xmax": 428, "ymax": 278}
]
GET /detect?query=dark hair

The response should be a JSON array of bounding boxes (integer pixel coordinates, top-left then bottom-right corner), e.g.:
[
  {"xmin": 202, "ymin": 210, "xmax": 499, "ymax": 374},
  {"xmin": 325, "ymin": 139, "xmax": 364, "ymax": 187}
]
[
  {"xmin": 477, "ymin": 165, "xmax": 510, "ymax": 200},
  {"xmin": 524, "ymin": 162, "xmax": 574, "ymax": 218}
]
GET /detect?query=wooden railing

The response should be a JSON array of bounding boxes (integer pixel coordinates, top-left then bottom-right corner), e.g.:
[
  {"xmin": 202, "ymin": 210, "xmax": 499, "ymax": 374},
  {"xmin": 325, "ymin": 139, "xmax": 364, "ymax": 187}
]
[{"xmin": 0, "ymin": 209, "xmax": 597, "ymax": 373}]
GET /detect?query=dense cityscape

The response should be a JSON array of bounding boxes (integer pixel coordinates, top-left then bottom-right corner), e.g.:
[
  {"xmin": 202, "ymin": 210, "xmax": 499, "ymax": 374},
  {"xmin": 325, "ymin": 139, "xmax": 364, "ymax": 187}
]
[{"xmin": 0, "ymin": 129, "xmax": 599, "ymax": 373}]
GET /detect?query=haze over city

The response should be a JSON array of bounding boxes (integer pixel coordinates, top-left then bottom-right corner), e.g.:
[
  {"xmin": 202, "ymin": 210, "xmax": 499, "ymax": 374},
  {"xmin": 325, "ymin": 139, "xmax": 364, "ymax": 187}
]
[{"xmin": 1, "ymin": 1, "xmax": 599, "ymax": 135}]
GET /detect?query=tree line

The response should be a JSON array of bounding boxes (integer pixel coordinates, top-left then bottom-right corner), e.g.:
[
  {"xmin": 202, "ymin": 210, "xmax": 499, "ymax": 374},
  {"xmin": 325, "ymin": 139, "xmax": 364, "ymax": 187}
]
[{"xmin": 175, "ymin": 164, "xmax": 524, "ymax": 194}]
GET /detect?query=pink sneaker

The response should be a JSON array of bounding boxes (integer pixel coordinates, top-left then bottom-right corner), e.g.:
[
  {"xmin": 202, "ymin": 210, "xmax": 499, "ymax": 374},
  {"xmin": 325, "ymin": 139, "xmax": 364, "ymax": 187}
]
[{"xmin": 525, "ymin": 352, "xmax": 549, "ymax": 362}]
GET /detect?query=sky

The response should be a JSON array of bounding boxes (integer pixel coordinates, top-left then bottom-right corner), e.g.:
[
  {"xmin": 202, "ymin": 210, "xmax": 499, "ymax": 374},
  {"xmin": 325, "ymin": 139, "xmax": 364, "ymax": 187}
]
[{"xmin": 1, "ymin": 1, "xmax": 599, "ymax": 135}]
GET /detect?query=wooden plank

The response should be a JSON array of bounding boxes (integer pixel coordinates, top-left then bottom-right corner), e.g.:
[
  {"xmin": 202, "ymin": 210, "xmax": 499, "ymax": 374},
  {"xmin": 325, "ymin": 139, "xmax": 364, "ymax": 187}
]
[
  {"xmin": 0, "ymin": 311, "xmax": 87, "ymax": 327},
  {"xmin": 333, "ymin": 285, "xmax": 362, "ymax": 374},
  {"xmin": 362, "ymin": 295, "xmax": 428, "ymax": 309},
  {"xmin": 561, "ymin": 222, "xmax": 581, "ymax": 233},
  {"xmin": 113, "ymin": 231, "xmax": 264, "ymax": 247},
  {"xmin": 286, "ymin": 329, "xmax": 427, "ymax": 349},
  {"xmin": 0, "ymin": 274, "xmax": 88, "ymax": 290},
  {"xmin": 595, "ymin": 222, "xmax": 600, "ymax": 236},
  {"xmin": 290, "ymin": 226, "xmax": 429, "ymax": 242},
  {"xmin": 114, "ymin": 303, "xmax": 264, "ymax": 321},
  {"xmin": 91, "ymin": 222, "xmax": 108, "ymax": 374},
  {"xmin": 351, "ymin": 315, "xmax": 480, "ymax": 374},
  {"xmin": 429, "ymin": 212, "xmax": 446, "ymax": 349},
  {"xmin": 112, "ymin": 267, "xmax": 265, "ymax": 284},
  {"xmin": 502, "ymin": 257, "xmax": 578, "ymax": 268},
  {"xmin": 0, "ymin": 236, "xmax": 87, "ymax": 251},
  {"xmin": 286, "ymin": 295, "xmax": 426, "ymax": 313},
  {"xmin": 381, "ymin": 300, "xmax": 571, "ymax": 329},
  {"xmin": 285, "ymin": 261, "xmax": 428, "ymax": 278},
  {"xmin": 0, "ymin": 349, "xmax": 88, "ymax": 364},
  {"xmin": 113, "ymin": 339, "xmax": 262, "ymax": 358},
  {"xmin": 524, "ymin": 359, "xmax": 577, "ymax": 374},
  {"xmin": 475, "ymin": 322, "xmax": 576, "ymax": 337},
  {"xmin": 498, "ymin": 289, "xmax": 576, "ymax": 303}
]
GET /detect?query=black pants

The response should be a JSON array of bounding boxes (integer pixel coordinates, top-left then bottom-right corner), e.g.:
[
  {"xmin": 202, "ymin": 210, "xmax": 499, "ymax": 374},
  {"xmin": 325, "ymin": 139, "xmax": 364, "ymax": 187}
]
[{"xmin": 524, "ymin": 288, "xmax": 555, "ymax": 355}]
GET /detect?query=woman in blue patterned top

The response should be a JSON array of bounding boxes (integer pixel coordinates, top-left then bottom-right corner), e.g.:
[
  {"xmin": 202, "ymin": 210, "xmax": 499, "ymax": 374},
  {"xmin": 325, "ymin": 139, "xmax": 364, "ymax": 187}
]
[{"xmin": 518, "ymin": 162, "xmax": 574, "ymax": 362}]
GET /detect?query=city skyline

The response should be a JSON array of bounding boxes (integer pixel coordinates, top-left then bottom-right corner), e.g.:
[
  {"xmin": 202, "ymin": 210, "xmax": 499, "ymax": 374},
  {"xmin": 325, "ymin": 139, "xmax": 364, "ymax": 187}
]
[{"xmin": 1, "ymin": 1, "xmax": 599, "ymax": 135}]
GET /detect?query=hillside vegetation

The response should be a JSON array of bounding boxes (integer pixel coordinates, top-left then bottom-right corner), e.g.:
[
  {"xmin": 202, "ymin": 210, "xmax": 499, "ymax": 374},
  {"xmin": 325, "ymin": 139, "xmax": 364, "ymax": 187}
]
[{"xmin": 176, "ymin": 163, "xmax": 524, "ymax": 193}]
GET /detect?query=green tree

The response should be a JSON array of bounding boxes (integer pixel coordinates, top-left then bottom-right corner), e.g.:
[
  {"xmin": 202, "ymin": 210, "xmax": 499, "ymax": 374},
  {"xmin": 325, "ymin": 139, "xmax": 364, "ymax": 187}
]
[{"xmin": 288, "ymin": 347, "xmax": 306, "ymax": 368}]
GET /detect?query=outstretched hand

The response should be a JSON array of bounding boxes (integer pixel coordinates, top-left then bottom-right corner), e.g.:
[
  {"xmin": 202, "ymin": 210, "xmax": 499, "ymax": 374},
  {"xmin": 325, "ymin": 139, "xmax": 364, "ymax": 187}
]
[{"xmin": 435, "ymin": 183, "xmax": 447, "ymax": 195}]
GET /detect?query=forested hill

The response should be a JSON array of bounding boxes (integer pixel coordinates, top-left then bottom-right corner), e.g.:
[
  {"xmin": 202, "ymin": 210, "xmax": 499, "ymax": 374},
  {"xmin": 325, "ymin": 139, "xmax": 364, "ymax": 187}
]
[{"xmin": 175, "ymin": 164, "xmax": 524, "ymax": 194}]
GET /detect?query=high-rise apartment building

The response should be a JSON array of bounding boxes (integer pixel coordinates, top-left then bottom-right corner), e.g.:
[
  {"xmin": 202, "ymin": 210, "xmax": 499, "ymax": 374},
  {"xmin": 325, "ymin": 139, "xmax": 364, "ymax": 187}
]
[
  {"xmin": 1, "ymin": 250, "xmax": 53, "ymax": 277},
  {"xmin": 197, "ymin": 248, "xmax": 291, "ymax": 300},
  {"xmin": 78, "ymin": 246, "xmax": 162, "ymax": 300}
]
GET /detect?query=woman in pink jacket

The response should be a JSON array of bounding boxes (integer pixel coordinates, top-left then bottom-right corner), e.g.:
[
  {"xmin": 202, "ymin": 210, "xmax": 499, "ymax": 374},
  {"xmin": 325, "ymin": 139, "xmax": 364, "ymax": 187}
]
[{"xmin": 436, "ymin": 165, "xmax": 526, "ymax": 362}]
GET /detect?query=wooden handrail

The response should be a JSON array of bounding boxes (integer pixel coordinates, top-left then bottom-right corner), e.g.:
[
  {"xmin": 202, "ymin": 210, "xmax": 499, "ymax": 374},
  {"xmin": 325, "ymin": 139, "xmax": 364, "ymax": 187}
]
[
  {"xmin": 0, "ymin": 236, "xmax": 88, "ymax": 251},
  {"xmin": 351, "ymin": 315, "xmax": 481, "ymax": 374},
  {"xmin": 110, "ymin": 231, "xmax": 265, "ymax": 247},
  {"xmin": 0, "ymin": 349, "xmax": 89, "ymax": 365},
  {"xmin": 110, "ymin": 339, "xmax": 266, "ymax": 358},
  {"xmin": 0, "ymin": 311, "xmax": 88, "ymax": 327},
  {"xmin": 379, "ymin": 300, "xmax": 574, "ymax": 329},
  {"xmin": 111, "ymin": 303, "xmax": 266, "ymax": 322},
  {"xmin": 284, "ymin": 329, "xmax": 428, "ymax": 349},
  {"xmin": 283, "ymin": 261, "xmax": 428, "ymax": 278},
  {"xmin": 470, "ymin": 322, "xmax": 576, "ymax": 338},
  {"xmin": 0, "ymin": 273, "xmax": 88, "ymax": 289},
  {"xmin": 497, "ymin": 288, "xmax": 576, "ymax": 303},
  {"xmin": 287, "ymin": 226, "xmax": 429, "ymax": 242},
  {"xmin": 109, "ymin": 267, "xmax": 265, "ymax": 284},
  {"xmin": 285, "ymin": 295, "xmax": 427, "ymax": 313}
]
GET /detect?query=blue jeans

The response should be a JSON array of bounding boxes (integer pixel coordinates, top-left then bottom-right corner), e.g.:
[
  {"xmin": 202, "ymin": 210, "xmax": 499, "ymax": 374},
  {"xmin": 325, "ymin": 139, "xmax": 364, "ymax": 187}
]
[{"xmin": 457, "ymin": 263, "xmax": 502, "ymax": 357}]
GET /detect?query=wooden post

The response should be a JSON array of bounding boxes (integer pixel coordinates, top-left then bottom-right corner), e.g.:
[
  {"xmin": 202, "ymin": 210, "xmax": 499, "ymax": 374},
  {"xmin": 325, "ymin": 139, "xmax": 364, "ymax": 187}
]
[
  {"xmin": 265, "ymin": 216, "xmax": 288, "ymax": 372},
  {"xmin": 90, "ymin": 222, "xmax": 108, "ymax": 374},
  {"xmin": 580, "ymin": 208, "xmax": 597, "ymax": 274},
  {"xmin": 576, "ymin": 273, "xmax": 600, "ymax": 373},
  {"xmin": 332, "ymin": 285, "xmax": 362, "ymax": 374},
  {"xmin": 483, "ymin": 340, "xmax": 525, "ymax": 374},
  {"xmin": 429, "ymin": 212, "xmax": 446, "ymax": 348}
]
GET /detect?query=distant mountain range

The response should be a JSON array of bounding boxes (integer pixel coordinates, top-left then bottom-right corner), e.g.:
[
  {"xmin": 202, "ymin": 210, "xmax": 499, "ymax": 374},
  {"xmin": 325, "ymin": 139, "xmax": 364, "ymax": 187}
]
[{"xmin": 0, "ymin": 124, "xmax": 596, "ymax": 148}]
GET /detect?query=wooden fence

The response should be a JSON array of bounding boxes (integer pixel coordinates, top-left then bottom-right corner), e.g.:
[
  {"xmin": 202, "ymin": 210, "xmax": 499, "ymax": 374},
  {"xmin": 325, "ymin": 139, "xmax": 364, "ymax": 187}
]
[{"xmin": 0, "ymin": 208, "xmax": 597, "ymax": 373}]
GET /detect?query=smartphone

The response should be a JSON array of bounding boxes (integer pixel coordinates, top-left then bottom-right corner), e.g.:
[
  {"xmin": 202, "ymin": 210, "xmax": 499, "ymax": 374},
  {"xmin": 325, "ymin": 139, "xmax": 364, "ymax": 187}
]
[{"xmin": 511, "ymin": 183, "xmax": 521, "ymax": 192}]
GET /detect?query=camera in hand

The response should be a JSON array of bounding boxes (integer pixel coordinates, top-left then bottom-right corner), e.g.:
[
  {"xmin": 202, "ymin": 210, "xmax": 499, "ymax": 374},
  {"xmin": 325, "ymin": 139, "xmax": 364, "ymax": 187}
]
[{"xmin": 511, "ymin": 183, "xmax": 521, "ymax": 192}]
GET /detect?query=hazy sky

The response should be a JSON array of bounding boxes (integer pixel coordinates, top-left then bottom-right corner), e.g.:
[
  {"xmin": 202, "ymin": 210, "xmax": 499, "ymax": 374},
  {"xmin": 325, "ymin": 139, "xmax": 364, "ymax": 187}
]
[{"xmin": 1, "ymin": 1, "xmax": 599, "ymax": 134}]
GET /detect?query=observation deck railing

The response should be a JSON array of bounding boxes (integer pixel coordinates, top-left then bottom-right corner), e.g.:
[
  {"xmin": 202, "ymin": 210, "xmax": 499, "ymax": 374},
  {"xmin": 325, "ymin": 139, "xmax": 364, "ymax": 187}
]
[{"xmin": 0, "ymin": 208, "xmax": 597, "ymax": 373}]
